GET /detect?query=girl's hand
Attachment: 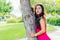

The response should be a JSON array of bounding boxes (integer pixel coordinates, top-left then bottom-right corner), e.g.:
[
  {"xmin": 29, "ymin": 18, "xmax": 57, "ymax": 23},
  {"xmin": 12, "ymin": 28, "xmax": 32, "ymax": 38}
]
[{"xmin": 29, "ymin": 32, "xmax": 35, "ymax": 38}]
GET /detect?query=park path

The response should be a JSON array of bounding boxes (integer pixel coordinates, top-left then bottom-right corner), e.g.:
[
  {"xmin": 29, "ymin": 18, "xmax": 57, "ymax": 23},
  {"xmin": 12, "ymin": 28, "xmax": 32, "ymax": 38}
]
[
  {"xmin": 47, "ymin": 26, "xmax": 60, "ymax": 40},
  {"xmin": 17, "ymin": 25, "xmax": 60, "ymax": 40}
]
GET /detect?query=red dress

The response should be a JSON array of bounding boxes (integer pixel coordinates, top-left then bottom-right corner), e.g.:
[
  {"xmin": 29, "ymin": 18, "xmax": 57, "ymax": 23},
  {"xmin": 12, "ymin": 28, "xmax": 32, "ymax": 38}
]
[
  {"xmin": 35, "ymin": 13, "xmax": 51, "ymax": 40},
  {"xmin": 35, "ymin": 24, "xmax": 51, "ymax": 40}
]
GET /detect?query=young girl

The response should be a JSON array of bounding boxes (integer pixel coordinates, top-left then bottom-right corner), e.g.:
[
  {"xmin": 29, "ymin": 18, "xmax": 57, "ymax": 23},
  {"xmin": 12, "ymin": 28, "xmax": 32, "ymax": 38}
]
[{"xmin": 30, "ymin": 4, "xmax": 51, "ymax": 40}]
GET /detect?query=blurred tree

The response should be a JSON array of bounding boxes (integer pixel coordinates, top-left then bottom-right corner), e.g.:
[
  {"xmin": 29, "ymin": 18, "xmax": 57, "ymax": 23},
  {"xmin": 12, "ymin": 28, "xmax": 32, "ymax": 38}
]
[
  {"xmin": 0, "ymin": 0, "xmax": 12, "ymax": 21},
  {"xmin": 0, "ymin": 0, "xmax": 12, "ymax": 14}
]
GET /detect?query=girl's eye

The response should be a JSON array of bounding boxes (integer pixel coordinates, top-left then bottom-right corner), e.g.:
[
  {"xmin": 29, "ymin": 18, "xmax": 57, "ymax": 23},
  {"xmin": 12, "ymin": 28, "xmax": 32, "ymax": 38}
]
[
  {"xmin": 36, "ymin": 7, "xmax": 41, "ymax": 10},
  {"xmin": 36, "ymin": 8, "xmax": 40, "ymax": 10}
]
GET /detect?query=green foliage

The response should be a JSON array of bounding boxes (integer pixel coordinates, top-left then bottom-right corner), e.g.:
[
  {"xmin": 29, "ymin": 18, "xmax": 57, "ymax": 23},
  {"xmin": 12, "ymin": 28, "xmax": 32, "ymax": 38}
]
[
  {"xmin": 0, "ymin": 0, "xmax": 12, "ymax": 13},
  {"xmin": 0, "ymin": 0, "xmax": 12, "ymax": 21},
  {"xmin": 47, "ymin": 17, "xmax": 60, "ymax": 26},
  {"xmin": 30, "ymin": 0, "xmax": 60, "ymax": 15},
  {"xmin": 30, "ymin": 0, "xmax": 41, "ymax": 5}
]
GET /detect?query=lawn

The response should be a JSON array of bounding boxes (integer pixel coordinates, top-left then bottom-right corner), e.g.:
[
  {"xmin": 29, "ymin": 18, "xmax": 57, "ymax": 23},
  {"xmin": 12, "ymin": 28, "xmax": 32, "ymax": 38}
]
[
  {"xmin": 0, "ymin": 22, "xmax": 56, "ymax": 40},
  {"xmin": 0, "ymin": 23, "xmax": 26, "ymax": 40}
]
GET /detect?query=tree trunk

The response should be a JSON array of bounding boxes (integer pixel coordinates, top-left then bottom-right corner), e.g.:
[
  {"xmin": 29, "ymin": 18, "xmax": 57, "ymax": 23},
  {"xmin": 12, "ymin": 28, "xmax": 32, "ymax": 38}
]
[{"xmin": 20, "ymin": 0, "xmax": 37, "ymax": 40}]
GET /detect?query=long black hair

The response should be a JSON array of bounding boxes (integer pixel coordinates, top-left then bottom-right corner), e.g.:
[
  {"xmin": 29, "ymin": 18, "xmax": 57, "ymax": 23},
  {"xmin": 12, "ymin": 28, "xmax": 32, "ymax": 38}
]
[{"xmin": 35, "ymin": 4, "xmax": 45, "ymax": 28}]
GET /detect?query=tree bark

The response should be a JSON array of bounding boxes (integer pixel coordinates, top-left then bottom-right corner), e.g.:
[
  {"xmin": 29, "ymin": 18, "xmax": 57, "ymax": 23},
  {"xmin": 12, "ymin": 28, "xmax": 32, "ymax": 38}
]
[{"xmin": 20, "ymin": 0, "xmax": 37, "ymax": 40}]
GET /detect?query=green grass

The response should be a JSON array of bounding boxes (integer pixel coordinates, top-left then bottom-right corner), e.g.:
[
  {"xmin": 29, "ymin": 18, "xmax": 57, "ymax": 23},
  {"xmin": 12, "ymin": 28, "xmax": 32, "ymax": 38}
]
[
  {"xmin": 0, "ymin": 22, "xmax": 26, "ymax": 40},
  {"xmin": 0, "ymin": 22, "xmax": 56, "ymax": 40},
  {"xmin": 47, "ymin": 26, "xmax": 56, "ymax": 33}
]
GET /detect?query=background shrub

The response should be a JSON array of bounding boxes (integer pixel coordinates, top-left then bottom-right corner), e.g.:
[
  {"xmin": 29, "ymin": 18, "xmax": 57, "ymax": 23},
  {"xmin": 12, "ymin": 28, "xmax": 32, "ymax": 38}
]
[{"xmin": 47, "ymin": 17, "xmax": 60, "ymax": 26}]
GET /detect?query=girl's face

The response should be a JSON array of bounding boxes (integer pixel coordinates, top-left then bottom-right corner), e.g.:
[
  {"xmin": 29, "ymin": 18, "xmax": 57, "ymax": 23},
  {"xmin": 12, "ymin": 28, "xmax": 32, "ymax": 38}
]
[{"xmin": 36, "ymin": 6, "xmax": 42, "ymax": 14}]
